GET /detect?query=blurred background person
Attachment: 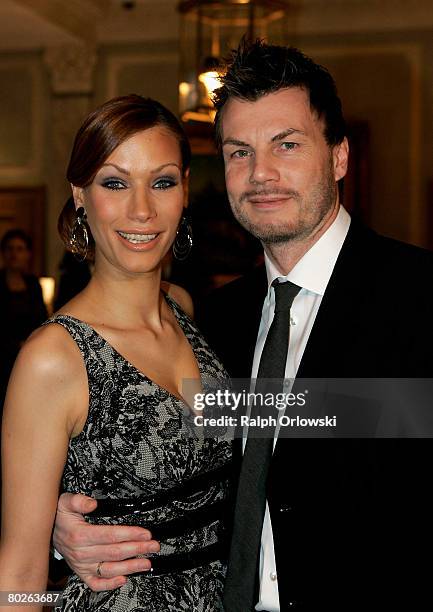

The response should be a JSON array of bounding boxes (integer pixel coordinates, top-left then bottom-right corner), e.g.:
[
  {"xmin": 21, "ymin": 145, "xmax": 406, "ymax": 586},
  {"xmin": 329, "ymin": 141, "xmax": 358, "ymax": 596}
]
[{"xmin": 0, "ymin": 229, "xmax": 47, "ymax": 411}]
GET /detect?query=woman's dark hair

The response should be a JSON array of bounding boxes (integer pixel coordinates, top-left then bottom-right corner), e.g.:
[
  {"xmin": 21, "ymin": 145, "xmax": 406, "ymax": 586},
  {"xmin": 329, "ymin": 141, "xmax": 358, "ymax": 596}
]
[
  {"xmin": 213, "ymin": 39, "xmax": 346, "ymax": 149},
  {"xmin": 1, "ymin": 228, "xmax": 32, "ymax": 253},
  {"xmin": 58, "ymin": 95, "xmax": 191, "ymax": 258}
]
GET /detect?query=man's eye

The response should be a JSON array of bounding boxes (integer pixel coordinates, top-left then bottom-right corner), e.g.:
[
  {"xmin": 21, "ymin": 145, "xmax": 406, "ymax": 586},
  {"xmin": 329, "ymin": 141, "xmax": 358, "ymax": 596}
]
[
  {"xmin": 102, "ymin": 179, "xmax": 126, "ymax": 190},
  {"xmin": 231, "ymin": 150, "xmax": 251, "ymax": 159},
  {"xmin": 281, "ymin": 142, "xmax": 298, "ymax": 151},
  {"xmin": 153, "ymin": 178, "xmax": 177, "ymax": 190}
]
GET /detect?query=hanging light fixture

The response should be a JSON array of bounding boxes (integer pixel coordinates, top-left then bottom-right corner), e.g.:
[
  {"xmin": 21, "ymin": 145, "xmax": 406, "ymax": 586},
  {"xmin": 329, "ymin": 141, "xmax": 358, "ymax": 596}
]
[{"xmin": 178, "ymin": 0, "xmax": 291, "ymax": 124}]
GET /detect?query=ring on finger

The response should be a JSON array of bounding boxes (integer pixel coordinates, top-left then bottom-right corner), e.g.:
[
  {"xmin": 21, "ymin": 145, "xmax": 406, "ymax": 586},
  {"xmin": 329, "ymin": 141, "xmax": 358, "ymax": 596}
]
[{"xmin": 96, "ymin": 561, "xmax": 104, "ymax": 578}]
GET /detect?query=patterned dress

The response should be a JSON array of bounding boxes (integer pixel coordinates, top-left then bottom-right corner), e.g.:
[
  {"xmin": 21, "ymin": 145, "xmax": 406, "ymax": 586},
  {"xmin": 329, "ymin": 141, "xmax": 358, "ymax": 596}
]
[{"xmin": 44, "ymin": 295, "xmax": 232, "ymax": 611}]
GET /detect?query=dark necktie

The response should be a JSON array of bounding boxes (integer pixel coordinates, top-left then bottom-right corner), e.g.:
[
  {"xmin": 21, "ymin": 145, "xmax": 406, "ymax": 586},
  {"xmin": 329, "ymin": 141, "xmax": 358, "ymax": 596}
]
[{"xmin": 223, "ymin": 279, "xmax": 301, "ymax": 612}]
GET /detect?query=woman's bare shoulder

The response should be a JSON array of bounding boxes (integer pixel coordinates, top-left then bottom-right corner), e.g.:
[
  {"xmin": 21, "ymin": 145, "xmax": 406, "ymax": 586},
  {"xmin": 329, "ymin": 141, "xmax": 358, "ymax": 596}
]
[
  {"xmin": 17, "ymin": 321, "xmax": 84, "ymax": 381},
  {"xmin": 161, "ymin": 281, "xmax": 194, "ymax": 318},
  {"xmin": 4, "ymin": 320, "xmax": 88, "ymax": 438}
]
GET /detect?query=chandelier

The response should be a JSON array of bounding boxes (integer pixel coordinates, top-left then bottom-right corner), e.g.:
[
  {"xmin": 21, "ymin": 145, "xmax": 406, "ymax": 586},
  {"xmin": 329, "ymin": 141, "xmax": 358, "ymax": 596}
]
[{"xmin": 178, "ymin": 0, "xmax": 291, "ymax": 124}]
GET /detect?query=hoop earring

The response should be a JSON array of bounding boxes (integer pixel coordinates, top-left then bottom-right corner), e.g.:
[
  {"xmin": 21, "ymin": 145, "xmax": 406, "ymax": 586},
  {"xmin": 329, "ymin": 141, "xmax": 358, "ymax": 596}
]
[
  {"xmin": 173, "ymin": 214, "xmax": 193, "ymax": 261},
  {"xmin": 70, "ymin": 206, "xmax": 89, "ymax": 262}
]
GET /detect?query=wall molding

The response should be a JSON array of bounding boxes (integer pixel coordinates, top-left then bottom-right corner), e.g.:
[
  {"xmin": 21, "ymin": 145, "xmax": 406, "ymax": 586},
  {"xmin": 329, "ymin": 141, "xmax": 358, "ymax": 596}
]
[
  {"xmin": 290, "ymin": 0, "xmax": 433, "ymax": 35},
  {"xmin": 44, "ymin": 45, "xmax": 97, "ymax": 94},
  {"xmin": 105, "ymin": 51, "xmax": 178, "ymax": 100},
  {"xmin": 305, "ymin": 42, "xmax": 423, "ymax": 245},
  {"xmin": 0, "ymin": 55, "xmax": 45, "ymax": 183}
]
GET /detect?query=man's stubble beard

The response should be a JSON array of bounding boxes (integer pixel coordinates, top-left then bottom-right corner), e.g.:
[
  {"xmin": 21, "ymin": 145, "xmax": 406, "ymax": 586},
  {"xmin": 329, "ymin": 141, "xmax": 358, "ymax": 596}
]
[{"xmin": 229, "ymin": 158, "xmax": 338, "ymax": 246}]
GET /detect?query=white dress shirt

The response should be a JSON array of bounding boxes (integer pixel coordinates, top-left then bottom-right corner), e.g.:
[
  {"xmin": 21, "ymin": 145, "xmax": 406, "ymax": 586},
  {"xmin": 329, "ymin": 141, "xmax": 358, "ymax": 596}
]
[{"xmin": 251, "ymin": 206, "xmax": 351, "ymax": 611}]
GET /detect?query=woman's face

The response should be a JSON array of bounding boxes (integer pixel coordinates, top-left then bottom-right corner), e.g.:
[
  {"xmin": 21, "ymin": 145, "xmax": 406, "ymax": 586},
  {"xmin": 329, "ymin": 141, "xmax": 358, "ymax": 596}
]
[{"xmin": 73, "ymin": 126, "xmax": 188, "ymax": 276}]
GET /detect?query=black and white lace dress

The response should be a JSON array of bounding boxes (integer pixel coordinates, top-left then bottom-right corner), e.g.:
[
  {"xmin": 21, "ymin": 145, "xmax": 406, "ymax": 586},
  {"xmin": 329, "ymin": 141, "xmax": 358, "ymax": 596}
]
[{"xmin": 44, "ymin": 295, "xmax": 232, "ymax": 611}]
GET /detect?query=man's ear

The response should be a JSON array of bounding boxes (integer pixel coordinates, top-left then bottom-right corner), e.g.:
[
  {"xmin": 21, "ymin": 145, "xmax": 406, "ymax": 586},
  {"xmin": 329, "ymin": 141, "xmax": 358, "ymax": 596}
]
[
  {"xmin": 71, "ymin": 184, "xmax": 85, "ymax": 210},
  {"xmin": 333, "ymin": 137, "xmax": 349, "ymax": 182},
  {"xmin": 182, "ymin": 168, "xmax": 190, "ymax": 208}
]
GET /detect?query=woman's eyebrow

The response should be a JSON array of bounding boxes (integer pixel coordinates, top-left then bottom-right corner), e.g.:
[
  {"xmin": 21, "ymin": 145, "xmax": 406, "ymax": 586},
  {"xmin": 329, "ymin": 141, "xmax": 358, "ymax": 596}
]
[
  {"xmin": 100, "ymin": 162, "xmax": 181, "ymax": 174},
  {"xmin": 101, "ymin": 163, "xmax": 130, "ymax": 175},
  {"xmin": 151, "ymin": 163, "xmax": 181, "ymax": 173}
]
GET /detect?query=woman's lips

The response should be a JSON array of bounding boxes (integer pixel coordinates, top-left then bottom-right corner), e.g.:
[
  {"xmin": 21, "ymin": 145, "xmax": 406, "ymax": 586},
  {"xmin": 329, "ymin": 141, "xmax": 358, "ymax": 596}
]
[{"xmin": 116, "ymin": 231, "xmax": 161, "ymax": 251}]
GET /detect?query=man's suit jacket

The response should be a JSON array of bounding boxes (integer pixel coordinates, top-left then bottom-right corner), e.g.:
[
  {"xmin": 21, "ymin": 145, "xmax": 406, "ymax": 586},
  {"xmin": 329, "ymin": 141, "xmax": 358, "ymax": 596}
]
[{"xmin": 198, "ymin": 221, "xmax": 433, "ymax": 610}]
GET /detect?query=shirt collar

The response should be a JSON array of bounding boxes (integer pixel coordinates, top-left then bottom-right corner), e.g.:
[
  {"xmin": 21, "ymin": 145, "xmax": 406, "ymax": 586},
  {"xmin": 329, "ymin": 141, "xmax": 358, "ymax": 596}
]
[{"xmin": 265, "ymin": 206, "xmax": 351, "ymax": 296}]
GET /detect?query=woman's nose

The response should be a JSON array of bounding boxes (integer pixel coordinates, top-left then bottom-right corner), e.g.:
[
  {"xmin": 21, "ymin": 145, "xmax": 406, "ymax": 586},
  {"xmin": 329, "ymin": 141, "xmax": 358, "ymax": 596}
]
[{"xmin": 127, "ymin": 187, "xmax": 156, "ymax": 222}]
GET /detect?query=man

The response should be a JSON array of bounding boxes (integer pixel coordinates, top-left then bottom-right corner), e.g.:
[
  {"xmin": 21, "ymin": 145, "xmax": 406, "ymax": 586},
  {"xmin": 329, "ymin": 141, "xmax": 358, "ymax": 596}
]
[{"xmin": 53, "ymin": 40, "xmax": 433, "ymax": 610}]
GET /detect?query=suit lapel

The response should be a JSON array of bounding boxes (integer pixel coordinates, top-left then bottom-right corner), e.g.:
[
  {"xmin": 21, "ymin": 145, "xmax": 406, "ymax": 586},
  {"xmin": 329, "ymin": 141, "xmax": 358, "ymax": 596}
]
[{"xmin": 296, "ymin": 220, "xmax": 371, "ymax": 378}]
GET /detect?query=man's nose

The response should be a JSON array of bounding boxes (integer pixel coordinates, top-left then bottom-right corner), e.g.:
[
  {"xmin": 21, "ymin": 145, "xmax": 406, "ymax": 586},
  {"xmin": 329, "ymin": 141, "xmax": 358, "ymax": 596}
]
[
  {"xmin": 127, "ymin": 187, "xmax": 156, "ymax": 222},
  {"xmin": 249, "ymin": 152, "xmax": 280, "ymax": 184}
]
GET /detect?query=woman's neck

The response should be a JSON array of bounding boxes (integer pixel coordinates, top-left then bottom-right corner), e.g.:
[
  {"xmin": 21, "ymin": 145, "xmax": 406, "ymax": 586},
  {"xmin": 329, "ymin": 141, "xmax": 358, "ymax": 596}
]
[{"xmin": 78, "ymin": 264, "xmax": 165, "ymax": 331}]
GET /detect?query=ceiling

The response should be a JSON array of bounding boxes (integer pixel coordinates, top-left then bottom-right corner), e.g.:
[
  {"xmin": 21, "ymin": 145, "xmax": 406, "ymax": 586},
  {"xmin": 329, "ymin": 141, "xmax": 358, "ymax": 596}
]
[
  {"xmin": 0, "ymin": 0, "xmax": 433, "ymax": 52},
  {"xmin": 0, "ymin": 0, "xmax": 179, "ymax": 50}
]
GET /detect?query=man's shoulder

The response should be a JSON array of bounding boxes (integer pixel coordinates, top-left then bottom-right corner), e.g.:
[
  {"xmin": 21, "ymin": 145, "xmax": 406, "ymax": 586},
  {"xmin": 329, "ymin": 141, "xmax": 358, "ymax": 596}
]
[
  {"xmin": 203, "ymin": 265, "xmax": 266, "ymax": 311},
  {"xmin": 196, "ymin": 265, "xmax": 266, "ymax": 338},
  {"xmin": 217, "ymin": 264, "xmax": 266, "ymax": 294},
  {"xmin": 343, "ymin": 221, "xmax": 433, "ymax": 276},
  {"xmin": 373, "ymin": 229, "xmax": 432, "ymax": 261}
]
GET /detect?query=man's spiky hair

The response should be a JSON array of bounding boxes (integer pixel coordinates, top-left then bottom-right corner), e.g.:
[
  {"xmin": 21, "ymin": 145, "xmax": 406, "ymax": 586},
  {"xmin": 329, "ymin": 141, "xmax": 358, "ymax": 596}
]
[{"xmin": 213, "ymin": 38, "xmax": 346, "ymax": 149}]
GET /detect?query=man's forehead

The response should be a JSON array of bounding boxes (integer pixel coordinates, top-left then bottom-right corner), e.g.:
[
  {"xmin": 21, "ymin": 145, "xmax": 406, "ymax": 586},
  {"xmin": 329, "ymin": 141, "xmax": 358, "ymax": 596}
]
[{"xmin": 220, "ymin": 87, "xmax": 322, "ymax": 141}]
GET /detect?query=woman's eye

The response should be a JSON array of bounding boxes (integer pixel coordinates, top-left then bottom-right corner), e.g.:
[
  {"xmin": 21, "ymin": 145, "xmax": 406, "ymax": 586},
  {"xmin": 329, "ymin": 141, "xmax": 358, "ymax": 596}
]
[
  {"xmin": 102, "ymin": 179, "xmax": 126, "ymax": 190},
  {"xmin": 153, "ymin": 178, "xmax": 177, "ymax": 190}
]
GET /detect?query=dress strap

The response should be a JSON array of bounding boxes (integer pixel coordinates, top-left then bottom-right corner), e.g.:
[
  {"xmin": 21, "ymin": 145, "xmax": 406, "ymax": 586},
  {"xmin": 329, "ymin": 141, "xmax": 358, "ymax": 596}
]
[{"xmin": 41, "ymin": 314, "xmax": 92, "ymax": 366}]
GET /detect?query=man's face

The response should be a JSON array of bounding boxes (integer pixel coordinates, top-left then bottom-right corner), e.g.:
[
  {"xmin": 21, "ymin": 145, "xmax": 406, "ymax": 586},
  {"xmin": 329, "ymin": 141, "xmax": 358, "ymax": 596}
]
[
  {"xmin": 220, "ymin": 87, "xmax": 348, "ymax": 246},
  {"xmin": 2, "ymin": 237, "xmax": 31, "ymax": 273}
]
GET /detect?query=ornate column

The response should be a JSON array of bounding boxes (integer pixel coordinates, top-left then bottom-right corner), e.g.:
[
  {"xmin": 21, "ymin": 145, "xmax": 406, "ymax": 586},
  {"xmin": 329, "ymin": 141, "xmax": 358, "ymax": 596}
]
[{"xmin": 43, "ymin": 45, "xmax": 97, "ymax": 277}]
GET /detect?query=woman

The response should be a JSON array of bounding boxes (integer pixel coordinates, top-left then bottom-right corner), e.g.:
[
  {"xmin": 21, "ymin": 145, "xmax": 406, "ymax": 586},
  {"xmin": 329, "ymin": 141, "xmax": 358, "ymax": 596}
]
[
  {"xmin": 0, "ymin": 95, "xmax": 232, "ymax": 611},
  {"xmin": 0, "ymin": 229, "xmax": 47, "ymax": 409}
]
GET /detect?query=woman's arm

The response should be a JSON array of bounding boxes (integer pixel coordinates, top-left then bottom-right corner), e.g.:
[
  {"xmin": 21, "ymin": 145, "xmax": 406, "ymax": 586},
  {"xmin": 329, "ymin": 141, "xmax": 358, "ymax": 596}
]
[{"xmin": 0, "ymin": 325, "xmax": 86, "ymax": 611}]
